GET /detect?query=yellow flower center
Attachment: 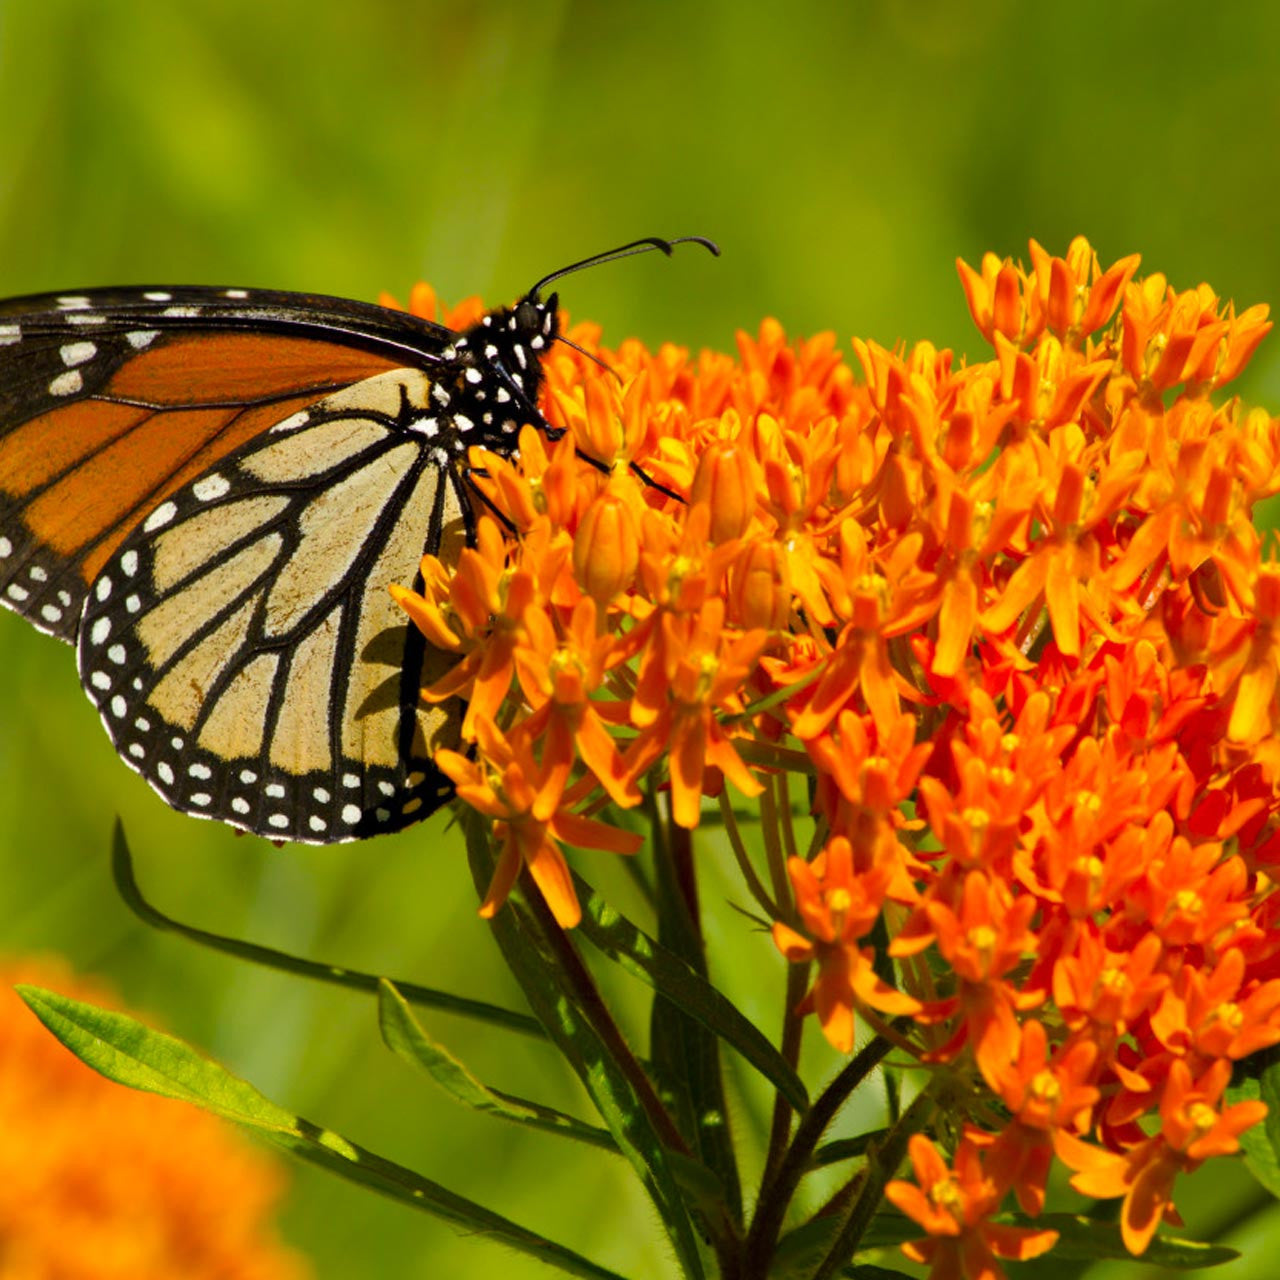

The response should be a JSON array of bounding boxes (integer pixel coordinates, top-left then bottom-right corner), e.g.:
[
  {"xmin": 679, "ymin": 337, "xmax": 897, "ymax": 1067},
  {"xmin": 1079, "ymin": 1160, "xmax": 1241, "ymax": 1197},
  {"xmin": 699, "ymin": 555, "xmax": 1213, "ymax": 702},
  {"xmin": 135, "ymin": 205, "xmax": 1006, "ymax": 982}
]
[
  {"xmin": 1100, "ymin": 965, "xmax": 1128, "ymax": 996},
  {"xmin": 695, "ymin": 651, "xmax": 719, "ymax": 702},
  {"xmin": 929, "ymin": 1176, "xmax": 964, "ymax": 1219},
  {"xmin": 1173, "ymin": 888, "xmax": 1203, "ymax": 917},
  {"xmin": 1211, "ymin": 1001, "xmax": 1243, "ymax": 1033},
  {"xmin": 1187, "ymin": 1101, "xmax": 1218, "ymax": 1139},
  {"xmin": 1029, "ymin": 1069, "xmax": 1061, "ymax": 1106},
  {"xmin": 968, "ymin": 924, "xmax": 997, "ymax": 967},
  {"xmin": 1076, "ymin": 790, "xmax": 1102, "ymax": 816}
]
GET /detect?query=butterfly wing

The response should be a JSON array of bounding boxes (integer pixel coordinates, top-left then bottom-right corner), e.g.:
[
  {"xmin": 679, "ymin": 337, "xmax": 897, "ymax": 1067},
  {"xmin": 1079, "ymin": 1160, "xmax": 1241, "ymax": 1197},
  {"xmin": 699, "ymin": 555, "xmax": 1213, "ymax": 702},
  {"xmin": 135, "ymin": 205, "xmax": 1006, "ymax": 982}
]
[
  {"xmin": 75, "ymin": 367, "xmax": 468, "ymax": 843},
  {"xmin": 0, "ymin": 286, "xmax": 452, "ymax": 641}
]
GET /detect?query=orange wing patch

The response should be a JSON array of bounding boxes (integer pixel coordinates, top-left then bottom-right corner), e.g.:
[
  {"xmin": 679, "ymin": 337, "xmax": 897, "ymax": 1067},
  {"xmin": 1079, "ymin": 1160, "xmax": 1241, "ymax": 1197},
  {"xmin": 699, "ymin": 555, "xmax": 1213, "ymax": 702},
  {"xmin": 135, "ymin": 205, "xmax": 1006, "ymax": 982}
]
[
  {"xmin": 107, "ymin": 334, "xmax": 400, "ymax": 403},
  {"xmin": 3, "ymin": 336, "xmax": 412, "ymax": 587}
]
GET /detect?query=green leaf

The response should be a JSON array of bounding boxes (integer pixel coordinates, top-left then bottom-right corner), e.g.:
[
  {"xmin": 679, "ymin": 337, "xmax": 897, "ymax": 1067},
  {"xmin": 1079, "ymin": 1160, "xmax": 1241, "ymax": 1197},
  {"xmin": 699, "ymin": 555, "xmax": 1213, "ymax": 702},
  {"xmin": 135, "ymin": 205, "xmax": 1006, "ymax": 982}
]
[
  {"xmin": 464, "ymin": 813, "xmax": 710, "ymax": 1280},
  {"xmin": 1020, "ymin": 1214, "xmax": 1238, "ymax": 1268},
  {"xmin": 825, "ymin": 1207, "xmax": 1237, "ymax": 1270},
  {"xmin": 646, "ymin": 815, "xmax": 743, "ymax": 1223},
  {"xmin": 572, "ymin": 867, "xmax": 808, "ymax": 1113},
  {"xmin": 111, "ymin": 819, "xmax": 543, "ymax": 1039},
  {"xmin": 377, "ymin": 979, "xmax": 616, "ymax": 1153},
  {"xmin": 1229, "ymin": 1074, "xmax": 1280, "ymax": 1199},
  {"xmin": 16, "ymin": 985, "xmax": 628, "ymax": 1280}
]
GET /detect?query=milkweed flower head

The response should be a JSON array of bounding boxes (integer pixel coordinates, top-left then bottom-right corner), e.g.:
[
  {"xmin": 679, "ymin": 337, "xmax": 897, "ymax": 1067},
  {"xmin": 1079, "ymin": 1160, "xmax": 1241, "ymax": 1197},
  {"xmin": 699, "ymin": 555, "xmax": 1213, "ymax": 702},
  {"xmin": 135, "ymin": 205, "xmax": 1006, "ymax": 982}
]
[
  {"xmin": 0, "ymin": 957, "xmax": 311, "ymax": 1279},
  {"xmin": 395, "ymin": 239, "xmax": 1280, "ymax": 1269}
]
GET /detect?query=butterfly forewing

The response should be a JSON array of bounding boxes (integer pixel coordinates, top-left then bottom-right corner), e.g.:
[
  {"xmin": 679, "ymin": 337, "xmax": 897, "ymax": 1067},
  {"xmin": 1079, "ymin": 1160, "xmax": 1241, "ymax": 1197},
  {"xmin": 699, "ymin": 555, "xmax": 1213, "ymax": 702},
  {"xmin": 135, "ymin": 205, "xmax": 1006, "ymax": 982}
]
[
  {"xmin": 0, "ymin": 285, "xmax": 457, "ymax": 643},
  {"xmin": 74, "ymin": 369, "xmax": 468, "ymax": 843}
]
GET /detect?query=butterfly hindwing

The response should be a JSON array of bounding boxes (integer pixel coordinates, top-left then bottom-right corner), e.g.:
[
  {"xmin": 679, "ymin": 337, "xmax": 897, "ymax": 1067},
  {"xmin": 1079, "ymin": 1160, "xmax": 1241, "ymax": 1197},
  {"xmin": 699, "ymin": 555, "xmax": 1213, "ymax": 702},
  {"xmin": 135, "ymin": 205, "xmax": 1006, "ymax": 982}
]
[{"xmin": 75, "ymin": 368, "xmax": 468, "ymax": 843}]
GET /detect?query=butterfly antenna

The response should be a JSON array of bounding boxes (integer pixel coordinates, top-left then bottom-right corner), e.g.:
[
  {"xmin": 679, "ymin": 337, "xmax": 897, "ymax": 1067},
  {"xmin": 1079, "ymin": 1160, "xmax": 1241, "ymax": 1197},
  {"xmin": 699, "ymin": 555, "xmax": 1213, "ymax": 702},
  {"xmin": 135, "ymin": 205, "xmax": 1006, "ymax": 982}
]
[
  {"xmin": 528, "ymin": 235, "xmax": 720, "ymax": 298},
  {"xmin": 555, "ymin": 331, "xmax": 623, "ymax": 384}
]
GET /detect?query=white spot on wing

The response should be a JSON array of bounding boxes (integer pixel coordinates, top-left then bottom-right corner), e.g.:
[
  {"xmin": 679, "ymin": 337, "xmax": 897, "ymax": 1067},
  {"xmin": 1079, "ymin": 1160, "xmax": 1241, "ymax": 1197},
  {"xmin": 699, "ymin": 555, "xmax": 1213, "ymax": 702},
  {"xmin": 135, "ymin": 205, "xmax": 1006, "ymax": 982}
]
[
  {"xmin": 193, "ymin": 473, "xmax": 230, "ymax": 502},
  {"xmin": 0, "ymin": 538, "xmax": 10, "ymax": 558},
  {"xmin": 341, "ymin": 803, "xmax": 361, "ymax": 824},
  {"xmin": 231, "ymin": 797, "xmax": 250, "ymax": 815},
  {"xmin": 127, "ymin": 330, "xmax": 159, "ymax": 349},
  {"xmin": 107, "ymin": 644, "xmax": 126, "ymax": 665},
  {"xmin": 90, "ymin": 616, "xmax": 111, "ymax": 645},
  {"xmin": 0, "ymin": 324, "xmax": 20, "ymax": 344},
  {"xmin": 162, "ymin": 305, "xmax": 200, "ymax": 318},
  {"xmin": 6, "ymin": 584, "xmax": 28, "ymax": 602},
  {"xmin": 95, "ymin": 575, "xmax": 112, "ymax": 600},
  {"xmin": 268, "ymin": 813, "xmax": 289, "ymax": 830},
  {"xmin": 40, "ymin": 604, "xmax": 62, "ymax": 623},
  {"xmin": 90, "ymin": 671, "xmax": 111, "ymax": 691},
  {"xmin": 270, "ymin": 410, "xmax": 310, "ymax": 433},
  {"xmin": 158, "ymin": 762, "xmax": 174, "ymax": 785},
  {"xmin": 143, "ymin": 501, "xmax": 177, "ymax": 532},
  {"xmin": 143, "ymin": 291, "xmax": 172, "ymax": 302},
  {"xmin": 49, "ymin": 370, "xmax": 83, "ymax": 397},
  {"xmin": 120, "ymin": 550, "xmax": 139, "ymax": 576},
  {"xmin": 60, "ymin": 341, "xmax": 96, "ymax": 367}
]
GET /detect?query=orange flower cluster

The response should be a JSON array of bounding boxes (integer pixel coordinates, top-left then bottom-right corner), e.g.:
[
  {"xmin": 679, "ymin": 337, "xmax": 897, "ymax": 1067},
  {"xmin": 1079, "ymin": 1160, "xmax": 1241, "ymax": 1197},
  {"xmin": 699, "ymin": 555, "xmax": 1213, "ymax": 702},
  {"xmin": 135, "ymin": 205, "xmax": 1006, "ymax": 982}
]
[
  {"xmin": 393, "ymin": 242, "xmax": 1280, "ymax": 1266},
  {"xmin": 0, "ymin": 958, "xmax": 310, "ymax": 1279}
]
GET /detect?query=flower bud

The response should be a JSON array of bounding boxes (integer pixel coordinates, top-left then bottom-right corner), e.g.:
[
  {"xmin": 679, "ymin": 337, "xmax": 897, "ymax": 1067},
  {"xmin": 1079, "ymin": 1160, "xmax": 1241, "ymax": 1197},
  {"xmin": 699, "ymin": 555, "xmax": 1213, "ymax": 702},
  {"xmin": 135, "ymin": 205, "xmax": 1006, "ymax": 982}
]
[
  {"xmin": 727, "ymin": 538, "xmax": 791, "ymax": 630},
  {"xmin": 573, "ymin": 492, "xmax": 640, "ymax": 603},
  {"xmin": 689, "ymin": 442, "xmax": 757, "ymax": 544}
]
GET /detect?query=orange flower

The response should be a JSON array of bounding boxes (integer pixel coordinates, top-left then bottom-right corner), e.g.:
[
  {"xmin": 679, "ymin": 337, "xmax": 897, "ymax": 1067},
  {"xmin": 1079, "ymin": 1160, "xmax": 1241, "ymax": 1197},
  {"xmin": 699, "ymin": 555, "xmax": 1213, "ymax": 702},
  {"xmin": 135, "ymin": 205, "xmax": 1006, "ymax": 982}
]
[
  {"xmin": 772, "ymin": 836, "xmax": 921, "ymax": 1052},
  {"xmin": 629, "ymin": 597, "xmax": 767, "ymax": 829},
  {"xmin": 437, "ymin": 716, "xmax": 641, "ymax": 928},
  {"xmin": 887, "ymin": 1134, "xmax": 1058, "ymax": 1279},
  {"xmin": 1055, "ymin": 1058, "xmax": 1266, "ymax": 1255},
  {"xmin": 394, "ymin": 243, "xmax": 1280, "ymax": 1268}
]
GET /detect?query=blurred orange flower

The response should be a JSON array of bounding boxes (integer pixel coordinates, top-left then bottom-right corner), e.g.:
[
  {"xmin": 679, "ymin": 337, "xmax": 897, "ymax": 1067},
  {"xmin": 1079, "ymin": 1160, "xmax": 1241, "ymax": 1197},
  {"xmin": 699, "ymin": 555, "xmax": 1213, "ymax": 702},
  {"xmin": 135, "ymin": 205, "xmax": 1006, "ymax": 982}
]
[{"xmin": 0, "ymin": 958, "xmax": 309, "ymax": 1280}]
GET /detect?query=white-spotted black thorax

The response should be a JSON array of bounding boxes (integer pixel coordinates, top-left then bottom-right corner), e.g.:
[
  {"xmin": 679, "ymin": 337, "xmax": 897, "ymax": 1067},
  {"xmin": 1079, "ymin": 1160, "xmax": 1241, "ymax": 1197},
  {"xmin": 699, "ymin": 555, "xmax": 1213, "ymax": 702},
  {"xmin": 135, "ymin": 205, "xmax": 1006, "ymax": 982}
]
[{"xmin": 410, "ymin": 289, "xmax": 562, "ymax": 459}]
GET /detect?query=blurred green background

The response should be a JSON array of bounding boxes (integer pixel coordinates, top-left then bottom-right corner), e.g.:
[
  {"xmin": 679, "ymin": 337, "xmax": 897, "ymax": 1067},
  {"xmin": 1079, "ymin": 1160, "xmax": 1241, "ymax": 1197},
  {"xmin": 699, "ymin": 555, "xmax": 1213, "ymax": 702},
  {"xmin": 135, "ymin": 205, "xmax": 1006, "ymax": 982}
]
[{"xmin": 2, "ymin": 1, "xmax": 1280, "ymax": 1277}]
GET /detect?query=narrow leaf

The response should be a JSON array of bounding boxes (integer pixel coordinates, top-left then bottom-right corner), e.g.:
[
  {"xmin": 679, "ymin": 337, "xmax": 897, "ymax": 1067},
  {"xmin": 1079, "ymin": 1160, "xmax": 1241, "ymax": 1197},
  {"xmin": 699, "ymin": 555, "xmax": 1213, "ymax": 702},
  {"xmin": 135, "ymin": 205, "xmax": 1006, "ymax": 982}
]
[
  {"xmin": 1005, "ymin": 1214, "xmax": 1237, "ymax": 1268},
  {"xmin": 1229, "ymin": 1074, "xmax": 1280, "ymax": 1199},
  {"xmin": 647, "ymin": 815, "xmax": 743, "ymax": 1223},
  {"xmin": 16, "ymin": 985, "xmax": 627, "ymax": 1280},
  {"xmin": 464, "ymin": 814, "xmax": 709, "ymax": 1279},
  {"xmin": 377, "ymin": 979, "xmax": 616, "ymax": 1152},
  {"xmin": 572, "ymin": 867, "xmax": 809, "ymax": 1113},
  {"xmin": 849, "ymin": 1209, "xmax": 1237, "ymax": 1268},
  {"xmin": 111, "ymin": 819, "xmax": 543, "ymax": 1039}
]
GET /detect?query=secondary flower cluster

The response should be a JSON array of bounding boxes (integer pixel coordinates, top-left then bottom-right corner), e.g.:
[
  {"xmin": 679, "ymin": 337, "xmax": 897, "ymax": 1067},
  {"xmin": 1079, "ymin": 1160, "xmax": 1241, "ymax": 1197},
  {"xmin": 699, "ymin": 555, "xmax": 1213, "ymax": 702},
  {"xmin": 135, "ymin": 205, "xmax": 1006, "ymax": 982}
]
[
  {"xmin": 392, "ymin": 240, "xmax": 1280, "ymax": 1269},
  {"xmin": 0, "ymin": 958, "xmax": 309, "ymax": 1279}
]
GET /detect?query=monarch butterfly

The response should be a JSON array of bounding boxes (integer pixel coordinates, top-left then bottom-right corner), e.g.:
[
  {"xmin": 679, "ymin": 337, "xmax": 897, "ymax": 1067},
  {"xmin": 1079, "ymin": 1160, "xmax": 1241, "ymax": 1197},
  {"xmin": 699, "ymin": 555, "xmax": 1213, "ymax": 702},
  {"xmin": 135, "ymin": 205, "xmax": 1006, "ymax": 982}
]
[{"xmin": 0, "ymin": 236, "xmax": 718, "ymax": 844}]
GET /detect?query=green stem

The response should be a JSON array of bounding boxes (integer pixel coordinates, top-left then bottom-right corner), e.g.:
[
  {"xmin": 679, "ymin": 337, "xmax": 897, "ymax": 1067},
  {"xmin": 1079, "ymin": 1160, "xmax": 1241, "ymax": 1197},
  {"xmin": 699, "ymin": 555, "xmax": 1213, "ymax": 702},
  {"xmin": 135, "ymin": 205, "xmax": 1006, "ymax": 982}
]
[
  {"xmin": 741, "ymin": 1028, "xmax": 901, "ymax": 1279},
  {"xmin": 718, "ymin": 791, "xmax": 782, "ymax": 920},
  {"xmin": 758, "ymin": 778, "xmax": 791, "ymax": 910},
  {"xmin": 809, "ymin": 1081, "xmax": 937, "ymax": 1279},
  {"xmin": 517, "ymin": 864, "xmax": 691, "ymax": 1157},
  {"xmin": 760, "ymin": 958, "xmax": 809, "ymax": 1194}
]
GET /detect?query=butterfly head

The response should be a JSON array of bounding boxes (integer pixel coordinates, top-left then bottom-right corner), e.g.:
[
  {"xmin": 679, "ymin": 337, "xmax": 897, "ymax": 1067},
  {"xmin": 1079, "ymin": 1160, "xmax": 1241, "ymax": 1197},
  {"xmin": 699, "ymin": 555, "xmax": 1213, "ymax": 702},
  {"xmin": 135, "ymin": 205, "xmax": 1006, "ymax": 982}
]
[{"xmin": 441, "ymin": 289, "xmax": 562, "ymax": 441}]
